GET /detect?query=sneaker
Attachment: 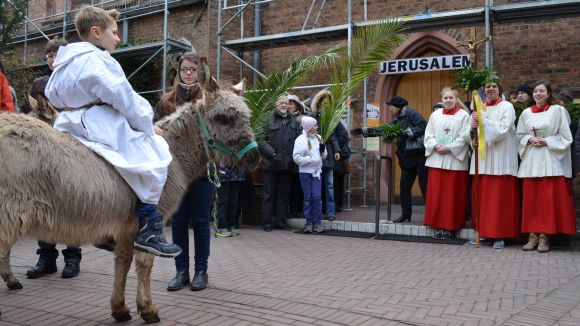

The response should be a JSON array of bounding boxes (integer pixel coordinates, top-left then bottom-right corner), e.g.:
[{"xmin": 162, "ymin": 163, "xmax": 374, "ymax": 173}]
[
  {"xmin": 303, "ymin": 224, "xmax": 313, "ymax": 234},
  {"xmin": 263, "ymin": 224, "xmax": 273, "ymax": 232},
  {"xmin": 432, "ymin": 230, "xmax": 443, "ymax": 240},
  {"xmin": 492, "ymin": 240, "xmax": 505, "ymax": 249},
  {"xmin": 229, "ymin": 227, "xmax": 240, "ymax": 236},
  {"xmin": 469, "ymin": 238, "xmax": 493, "ymax": 246},
  {"xmin": 134, "ymin": 222, "xmax": 182, "ymax": 258},
  {"xmin": 215, "ymin": 228, "xmax": 232, "ymax": 237},
  {"xmin": 327, "ymin": 216, "xmax": 336, "ymax": 221},
  {"xmin": 314, "ymin": 223, "xmax": 325, "ymax": 233},
  {"xmin": 441, "ymin": 230, "xmax": 455, "ymax": 240}
]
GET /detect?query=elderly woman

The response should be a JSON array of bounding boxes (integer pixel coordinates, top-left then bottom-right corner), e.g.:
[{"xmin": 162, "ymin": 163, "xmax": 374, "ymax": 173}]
[
  {"xmin": 424, "ymin": 87, "xmax": 471, "ymax": 240},
  {"xmin": 517, "ymin": 80, "xmax": 576, "ymax": 253}
]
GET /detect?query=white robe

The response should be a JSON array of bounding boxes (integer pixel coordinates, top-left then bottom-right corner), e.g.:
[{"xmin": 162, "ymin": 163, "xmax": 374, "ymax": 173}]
[
  {"xmin": 516, "ymin": 104, "xmax": 572, "ymax": 178},
  {"xmin": 424, "ymin": 109, "xmax": 471, "ymax": 171},
  {"xmin": 469, "ymin": 100, "xmax": 519, "ymax": 176},
  {"xmin": 45, "ymin": 42, "xmax": 172, "ymax": 204}
]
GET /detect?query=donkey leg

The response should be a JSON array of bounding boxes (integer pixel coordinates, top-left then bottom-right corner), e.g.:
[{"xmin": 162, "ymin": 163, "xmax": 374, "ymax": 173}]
[
  {"xmin": 134, "ymin": 251, "xmax": 159, "ymax": 324},
  {"xmin": 110, "ymin": 234, "xmax": 134, "ymax": 322},
  {"xmin": 0, "ymin": 247, "xmax": 23, "ymax": 290}
]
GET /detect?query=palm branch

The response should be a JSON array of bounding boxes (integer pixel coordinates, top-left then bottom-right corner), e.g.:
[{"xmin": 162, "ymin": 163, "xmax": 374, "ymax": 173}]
[
  {"xmin": 319, "ymin": 19, "xmax": 405, "ymax": 142},
  {"xmin": 245, "ymin": 52, "xmax": 337, "ymax": 142}
]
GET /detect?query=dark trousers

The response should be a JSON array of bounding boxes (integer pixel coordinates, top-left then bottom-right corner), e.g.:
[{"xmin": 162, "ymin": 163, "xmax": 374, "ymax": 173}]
[
  {"xmin": 400, "ymin": 164, "xmax": 428, "ymax": 218},
  {"xmin": 299, "ymin": 173, "xmax": 322, "ymax": 225},
  {"xmin": 172, "ymin": 178, "xmax": 214, "ymax": 272},
  {"xmin": 288, "ymin": 173, "xmax": 304, "ymax": 213},
  {"xmin": 262, "ymin": 170, "xmax": 292, "ymax": 226},
  {"xmin": 333, "ymin": 173, "xmax": 346, "ymax": 211},
  {"xmin": 37, "ymin": 242, "xmax": 82, "ymax": 263},
  {"xmin": 216, "ymin": 181, "xmax": 241, "ymax": 229}
]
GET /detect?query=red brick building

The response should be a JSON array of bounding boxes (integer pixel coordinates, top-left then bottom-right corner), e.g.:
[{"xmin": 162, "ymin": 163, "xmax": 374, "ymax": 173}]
[{"xmin": 10, "ymin": 0, "xmax": 580, "ymax": 204}]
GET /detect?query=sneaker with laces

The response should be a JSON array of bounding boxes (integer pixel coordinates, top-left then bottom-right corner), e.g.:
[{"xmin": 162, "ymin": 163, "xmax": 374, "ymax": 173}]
[
  {"xmin": 441, "ymin": 230, "xmax": 455, "ymax": 240},
  {"xmin": 303, "ymin": 224, "xmax": 313, "ymax": 234},
  {"xmin": 134, "ymin": 222, "xmax": 182, "ymax": 258},
  {"xmin": 229, "ymin": 227, "xmax": 240, "ymax": 236},
  {"xmin": 314, "ymin": 223, "xmax": 325, "ymax": 233},
  {"xmin": 215, "ymin": 228, "xmax": 232, "ymax": 237},
  {"xmin": 492, "ymin": 240, "xmax": 505, "ymax": 249}
]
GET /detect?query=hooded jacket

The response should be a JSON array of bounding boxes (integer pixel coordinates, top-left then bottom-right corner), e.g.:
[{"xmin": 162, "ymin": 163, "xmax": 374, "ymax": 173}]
[{"xmin": 309, "ymin": 89, "xmax": 341, "ymax": 169}]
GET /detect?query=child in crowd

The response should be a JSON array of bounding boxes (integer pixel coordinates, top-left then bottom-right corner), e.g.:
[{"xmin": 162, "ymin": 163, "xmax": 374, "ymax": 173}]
[
  {"xmin": 45, "ymin": 6, "xmax": 180, "ymax": 257},
  {"xmin": 293, "ymin": 116, "xmax": 327, "ymax": 234}
]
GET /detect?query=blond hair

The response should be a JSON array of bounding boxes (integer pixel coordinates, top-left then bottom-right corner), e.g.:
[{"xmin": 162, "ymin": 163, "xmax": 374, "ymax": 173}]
[
  {"xmin": 441, "ymin": 87, "xmax": 468, "ymax": 112},
  {"xmin": 75, "ymin": 6, "xmax": 119, "ymax": 40}
]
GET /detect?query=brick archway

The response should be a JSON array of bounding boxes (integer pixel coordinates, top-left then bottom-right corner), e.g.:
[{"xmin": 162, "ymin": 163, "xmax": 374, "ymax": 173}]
[{"xmin": 374, "ymin": 31, "xmax": 467, "ymax": 203}]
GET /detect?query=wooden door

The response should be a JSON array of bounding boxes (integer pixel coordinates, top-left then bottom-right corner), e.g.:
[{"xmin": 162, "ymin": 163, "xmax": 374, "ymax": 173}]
[{"xmin": 392, "ymin": 51, "xmax": 458, "ymax": 203}]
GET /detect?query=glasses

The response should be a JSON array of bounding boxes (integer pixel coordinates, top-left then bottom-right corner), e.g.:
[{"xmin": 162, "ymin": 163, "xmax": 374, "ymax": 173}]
[
  {"xmin": 46, "ymin": 53, "xmax": 56, "ymax": 60},
  {"xmin": 180, "ymin": 67, "xmax": 196, "ymax": 73}
]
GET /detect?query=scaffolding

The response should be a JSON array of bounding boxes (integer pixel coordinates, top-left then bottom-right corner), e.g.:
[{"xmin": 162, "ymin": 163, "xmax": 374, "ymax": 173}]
[
  {"xmin": 10, "ymin": 0, "xmax": 200, "ymax": 94},
  {"xmin": 215, "ymin": 0, "xmax": 580, "ymax": 208}
]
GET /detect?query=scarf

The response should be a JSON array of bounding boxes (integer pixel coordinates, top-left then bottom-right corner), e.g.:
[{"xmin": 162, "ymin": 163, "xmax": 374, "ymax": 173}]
[
  {"xmin": 442, "ymin": 106, "xmax": 461, "ymax": 115},
  {"xmin": 531, "ymin": 103, "xmax": 550, "ymax": 113}
]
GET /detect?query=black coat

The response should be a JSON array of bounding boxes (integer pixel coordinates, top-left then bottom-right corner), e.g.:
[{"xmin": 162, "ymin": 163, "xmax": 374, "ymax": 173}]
[
  {"xmin": 393, "ymin": 107, "xmax": 427, "ymax": 169},
  {"xmin": 258, "ymin": 111, "xmax": 300, "ymax": 171}
]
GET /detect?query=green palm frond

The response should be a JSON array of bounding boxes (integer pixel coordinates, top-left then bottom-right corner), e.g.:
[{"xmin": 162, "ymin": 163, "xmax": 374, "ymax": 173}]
[
  {"xmin": 245, "ymin": 52, "xmax": 337, "ymax": 142},
  {"xmin": 320, "ymin": 19, "xmax": 405, "ymax": 142}
]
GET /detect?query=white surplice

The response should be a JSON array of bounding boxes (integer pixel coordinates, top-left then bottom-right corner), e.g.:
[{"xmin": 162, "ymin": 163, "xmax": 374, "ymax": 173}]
[
  {"xmin": 424, "ymin": 109, "xmax": 472, "ymax": 171},
  {"xmin": 516, "ymin": 104, "xmax": 572, "ymax": 178},
  {"xmin": 469, "ymin": 100, "xmax": 519, "ymax": 176},
  {"xmin": 45, "ymin": 42, "xmax": 172, "ymax": 204}
]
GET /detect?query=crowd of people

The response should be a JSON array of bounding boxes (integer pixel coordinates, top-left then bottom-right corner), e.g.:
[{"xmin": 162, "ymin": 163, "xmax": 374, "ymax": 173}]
[{"xmin": 0, "ymin": 6, "xmax": 577, "ymax": 299}]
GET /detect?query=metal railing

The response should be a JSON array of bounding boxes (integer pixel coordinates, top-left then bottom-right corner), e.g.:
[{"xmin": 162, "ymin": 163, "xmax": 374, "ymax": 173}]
[{"xmin": 373, "ymin": 155, "xmax": 393, "ymax": 237}]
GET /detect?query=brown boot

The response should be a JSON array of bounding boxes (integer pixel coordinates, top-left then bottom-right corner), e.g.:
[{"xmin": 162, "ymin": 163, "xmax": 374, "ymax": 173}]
[
  {"xmin": 537, "ymin": 233, "xmax": 550, "ymax": 253},
  {"xmin": 522, "ymin": 233, "xmax": 539, "ymax": 251}
]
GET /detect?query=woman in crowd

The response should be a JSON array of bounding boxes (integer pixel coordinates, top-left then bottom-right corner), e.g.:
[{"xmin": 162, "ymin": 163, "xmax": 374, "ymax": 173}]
[
  {"xmin": 470, "ymin": 80, "xmax": 520, "ymax": 249},
  {"xmin": 517, "ymin": 80, "xmax": 576, "ymax": 253},
  {"xmin": 154, "ymin": 52, "xmax": 214, "ymax": 291},
  {"xmin": 424, "ymin": 87, "xmax": 471, "ymax": 240}
]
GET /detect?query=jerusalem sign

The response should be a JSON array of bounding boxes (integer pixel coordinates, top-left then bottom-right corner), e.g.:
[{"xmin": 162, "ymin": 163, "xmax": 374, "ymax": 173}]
[{"xmin": 380, "ymin": 55, "xmax": 470, "ymax": 75}]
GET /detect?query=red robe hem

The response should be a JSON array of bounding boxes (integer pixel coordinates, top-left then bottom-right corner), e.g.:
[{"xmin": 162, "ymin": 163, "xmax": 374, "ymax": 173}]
[{"xmin": 424, "ymin": 168, "xmax": 468, "ymax": 231}]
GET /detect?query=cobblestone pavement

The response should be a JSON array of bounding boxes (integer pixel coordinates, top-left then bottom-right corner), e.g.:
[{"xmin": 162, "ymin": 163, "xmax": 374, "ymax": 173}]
[{"xmin": 1, "ymin": 227, "xmax": 580, "ymax": 326}]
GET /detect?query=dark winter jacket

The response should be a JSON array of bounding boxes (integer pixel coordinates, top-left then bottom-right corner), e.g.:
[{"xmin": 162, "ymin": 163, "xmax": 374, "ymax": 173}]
[
  {"xmin": 393, "ymin": 107, "xmax": 427, "ymax": 169},
  {"xmin": 333, "ymin": 122, "xmax": 350, "ymax": 174},
  {"xmin": 258, "ymin": 110, "xmax": 300, "ymax": 171},
  {"xmin": 217, "ymin": 163, "xmax": 246, "ymax": 182}
]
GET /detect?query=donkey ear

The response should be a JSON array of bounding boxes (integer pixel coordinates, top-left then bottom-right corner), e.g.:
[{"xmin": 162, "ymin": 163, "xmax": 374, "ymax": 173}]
[
  {"xmin": 27, "ymin": 94, "xmax": 39, "ymax": 111},
  {"xmin": 198, "ymin": 56, "xmax": 219, "ymax": 92},
  {"xmin": 230, "ymin": 77, "xmax": 247, "ymax": 96}
]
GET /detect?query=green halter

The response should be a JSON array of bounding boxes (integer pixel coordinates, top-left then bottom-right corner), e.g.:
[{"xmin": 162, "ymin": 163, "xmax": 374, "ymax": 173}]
[{"xmin": 195, "ymin": 111, "xmax": 258, "ymax": 169}]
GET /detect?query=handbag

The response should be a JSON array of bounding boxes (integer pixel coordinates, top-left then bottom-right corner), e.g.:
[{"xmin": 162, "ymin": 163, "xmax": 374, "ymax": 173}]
[{"xmin": 404, "ymin": 135, "xmax": 425, "ymax": 155}]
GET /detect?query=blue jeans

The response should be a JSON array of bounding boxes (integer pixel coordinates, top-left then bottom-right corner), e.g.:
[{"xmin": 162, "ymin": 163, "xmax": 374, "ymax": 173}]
[
  {"xmin": 322, "ymin": 168, "xmax": 335, "ymax": 217},
  {"xmin": 299, "ymin": 173, "xmax": 322, "ymax": 225},
  {"xmin": 172, "ymin": 178, "xmax": 214, "ymax": 272}
]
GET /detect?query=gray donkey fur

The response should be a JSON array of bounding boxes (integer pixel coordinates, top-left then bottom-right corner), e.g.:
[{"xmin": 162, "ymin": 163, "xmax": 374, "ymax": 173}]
[{"xmin": 0, "ymin": 57, "xmax": 259, "ymax": 323}]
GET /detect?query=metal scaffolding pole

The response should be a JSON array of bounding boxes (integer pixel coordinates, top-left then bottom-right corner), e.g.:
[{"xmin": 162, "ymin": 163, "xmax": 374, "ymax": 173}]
[{"xmin": 162, "ymin": 0, "xmax": 168, "ymax": 94}]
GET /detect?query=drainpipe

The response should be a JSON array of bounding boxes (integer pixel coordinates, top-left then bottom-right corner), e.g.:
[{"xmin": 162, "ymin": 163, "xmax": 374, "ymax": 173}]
[
  {"xmin": 253, "ymin": 2, "xmax": 262, "ymax": 88},
  {"xmin": 485, "ymin": 0, "xmax": 493, "ymax": 67}
]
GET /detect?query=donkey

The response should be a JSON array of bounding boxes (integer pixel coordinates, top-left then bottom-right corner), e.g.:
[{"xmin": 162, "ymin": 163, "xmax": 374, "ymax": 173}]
[{"xmin": 0, "ymin": 57, "xmax": 259, "ymax": 323}]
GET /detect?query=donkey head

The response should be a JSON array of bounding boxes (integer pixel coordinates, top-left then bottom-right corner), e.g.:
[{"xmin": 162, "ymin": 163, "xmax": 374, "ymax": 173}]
[
  {"xmin": 196, "ymin": 57, "xmax": 260, "ymax": 171},
  {"xmin": 26, "ymin": 94, "xmax": 59, "ymax": 126}
]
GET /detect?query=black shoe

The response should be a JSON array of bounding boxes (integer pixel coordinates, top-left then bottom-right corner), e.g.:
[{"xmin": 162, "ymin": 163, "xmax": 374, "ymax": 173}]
[
  {"xmin": 134, "ymin": 222, "xmax": 182, "ymax": 258},
  {"xmin": 441, "ymin": 230, "xmax": 455, "ymax": 240},
  {"xmin": 61, "ymin": 261, "xmax": 80, "ymax": 279},
  {"xmin": 432, "ymin": 230, "xmax": 443, "ymax": 240},
  {"xmin": 190, "ymin": 270, "xmax": 208, "ymax": 291},
  {"xmin": 263, "ymin": 224, "xmax": 273, "ymax": 232},
  {"xmin": 26, "ymin": 260, "xmax": 57, "ymax": 279},
  {"xmin": 393, "ymin": 215, "xmax": 411, "ymax": 223},
  {"xmin": 273, "ymin": 223, "xmax": 291, "ymax": 231},
  {"xmin": 167, "ymin": 271, "xmax": 190, "ymax": 291}
]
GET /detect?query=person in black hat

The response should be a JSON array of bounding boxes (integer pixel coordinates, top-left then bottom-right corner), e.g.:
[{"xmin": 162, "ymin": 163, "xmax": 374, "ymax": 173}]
[
  {"xmin": 516, "ymin": 84, "xmax": 533, "ymax": 106},
  {"xmin": 386, "ymin": 96, "xmax": 428, "ymax": 223}
]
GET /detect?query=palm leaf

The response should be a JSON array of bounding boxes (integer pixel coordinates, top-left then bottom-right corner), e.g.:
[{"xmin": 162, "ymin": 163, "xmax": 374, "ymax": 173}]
[
  {"xmin": 245, "ymin": 52, "xmax": 337, "ymax": 142},
  {"xmin": 320, "ymin": 19, "xmax": 405, "ymax": 142}
]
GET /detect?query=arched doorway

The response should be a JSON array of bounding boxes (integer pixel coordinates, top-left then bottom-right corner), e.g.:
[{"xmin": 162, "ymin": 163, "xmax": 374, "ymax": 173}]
[{"xmin": 375, "ymin": 32, "xmax": 468, "ymax": 203}]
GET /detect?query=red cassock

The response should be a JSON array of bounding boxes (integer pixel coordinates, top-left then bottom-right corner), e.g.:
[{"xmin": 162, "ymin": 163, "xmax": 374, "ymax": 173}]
[
  {"xmin": 424, "ymin": 167, "xmax": 468, "ymax": 231},
  {"xmin": 471, "ymin": 175, "xmax": 521, "ymax": 238},
  {"xmin": 521, "ymin": 176, "xmax": 576, "ymax": 235}
]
